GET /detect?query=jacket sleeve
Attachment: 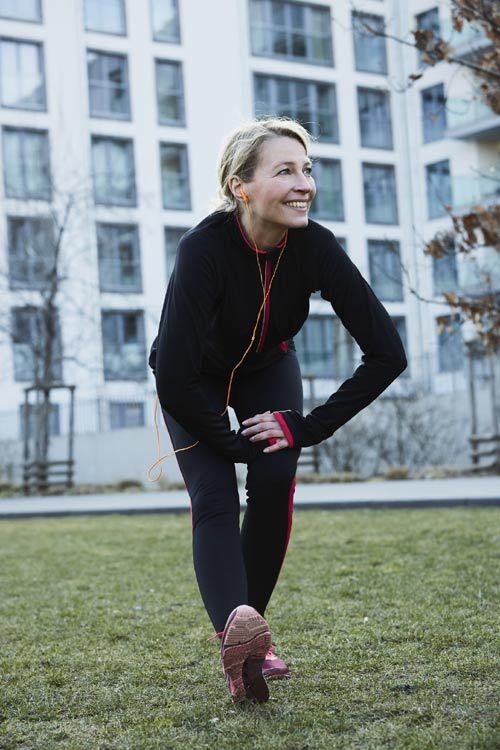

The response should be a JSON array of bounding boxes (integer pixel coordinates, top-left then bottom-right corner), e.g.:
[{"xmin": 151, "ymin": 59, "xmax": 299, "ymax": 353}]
[
  {"xmin": 152, "ymin": 235, "xmax": 263, "ymax": 463},
  {"xmin": 275, "ymin": 234, "xmax": 407, "ymax": 448}
]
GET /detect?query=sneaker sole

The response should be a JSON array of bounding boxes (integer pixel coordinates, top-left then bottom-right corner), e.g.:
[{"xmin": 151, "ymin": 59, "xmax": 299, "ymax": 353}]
[{"xmin": 220, "ymin": 606, "xmax": 271, "ymax": 703}]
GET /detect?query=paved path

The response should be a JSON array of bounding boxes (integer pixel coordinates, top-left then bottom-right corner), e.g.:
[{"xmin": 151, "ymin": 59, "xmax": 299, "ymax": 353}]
[{"xmin": 0, "ymin": 476, "xmax": 498, "ymax": 518}]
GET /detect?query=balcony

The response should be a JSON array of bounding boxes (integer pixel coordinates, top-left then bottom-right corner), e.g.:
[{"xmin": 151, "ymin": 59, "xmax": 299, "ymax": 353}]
[
  {"xmin": 458, "ymin": 245, "xmax": 500, "ymax": 295},
  {"xmin": 452, "ymin": 173, "xmax": 500, "ymax": 212},
  {"xmin": 446, "ymin": 97, "xmax": 500, "ymax": 141},
  {"xmin": 442, "ymin": 19, "xmax": 493, "ymax": 61}
]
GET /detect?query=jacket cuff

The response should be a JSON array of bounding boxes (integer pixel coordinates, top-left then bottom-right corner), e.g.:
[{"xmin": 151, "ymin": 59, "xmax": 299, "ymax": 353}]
[{"xmin": 272, "ymin": 411, "xmax": 295, "ymax": 448}]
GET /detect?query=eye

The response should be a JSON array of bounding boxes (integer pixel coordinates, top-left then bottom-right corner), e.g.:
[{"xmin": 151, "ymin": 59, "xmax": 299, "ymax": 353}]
[
  {"xmin": 304, "ymin": 166, "xmax": 313, "ymax": 175},
  {"xmin": 277, "ymin": 168, "xmax": 291, "ymax": 175}
]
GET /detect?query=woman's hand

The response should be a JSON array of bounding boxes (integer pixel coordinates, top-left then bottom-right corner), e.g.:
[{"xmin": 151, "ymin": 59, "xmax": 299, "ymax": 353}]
[{"xmin": 241, "ymin": 410, "xmax": 290, "ymax": 453}]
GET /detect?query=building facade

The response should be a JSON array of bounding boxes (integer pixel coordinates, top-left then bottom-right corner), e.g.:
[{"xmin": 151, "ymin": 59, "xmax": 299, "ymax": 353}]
[{"xmin": 0, "ymin": 0, "xmax": 498, "ymax": 482}]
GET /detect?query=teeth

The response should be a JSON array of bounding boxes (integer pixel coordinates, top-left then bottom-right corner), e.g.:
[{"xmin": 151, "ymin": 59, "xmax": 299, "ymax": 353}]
[{"xmin": 285, "ymin": 202, "xmax": 308, "ymax": 208}]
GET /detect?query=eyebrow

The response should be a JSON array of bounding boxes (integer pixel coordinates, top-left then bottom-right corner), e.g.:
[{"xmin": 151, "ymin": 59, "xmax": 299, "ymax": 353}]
[{"xmin": 273, "ymin": 159, "xmax": 313, "ymax": 168}]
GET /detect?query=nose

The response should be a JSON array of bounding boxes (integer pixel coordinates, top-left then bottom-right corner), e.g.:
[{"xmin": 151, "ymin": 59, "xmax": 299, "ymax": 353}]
[{"xmin": 295, "ymin": 171, "xmax": 314, "ymax": 193}]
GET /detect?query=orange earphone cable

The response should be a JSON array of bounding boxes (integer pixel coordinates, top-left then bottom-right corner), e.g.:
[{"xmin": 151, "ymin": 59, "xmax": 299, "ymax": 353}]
[{"xmin": 148, "ymin": 192, "xmax": 287, "ymax": 482}]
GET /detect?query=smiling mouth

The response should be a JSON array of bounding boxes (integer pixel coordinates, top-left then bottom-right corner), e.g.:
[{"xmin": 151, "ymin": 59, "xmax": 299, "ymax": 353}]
[{"xmin": 284, "ymin": 201, "xmax": 309, "ymax": 210}]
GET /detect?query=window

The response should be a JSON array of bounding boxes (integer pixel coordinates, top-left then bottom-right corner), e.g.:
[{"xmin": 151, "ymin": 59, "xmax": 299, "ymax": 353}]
[
  {"xmin": 368, "ymin": 240, "xmax": 403, "ymax": 301},
  {"xmin": 84, "ymin": 0, "xmax": 126, "ymax": 35},
  {"xmin": 151, "ymin": 0, "xmax": 181, "ymax": 43},
  {"xmin": 357, "ymin": 88, "xmax": 393, "ymax": 149},
  {"xmin": 295, "ymin": 315, "xmax": 354, "ymax": 379},
  {"xmin": 391, "ymin": 317, "xmax": 409, "ymax": 376},
  {"xmin": 426, "ymin": 159, "xmax": 451, "ymax": 219},
  {"xmin": 0, "ymin": 39, "xmax": 45, "ymax": 110},
  {"xmin": 352, "ymin": 12, "xmax": 387, "ymax": 74},
  {"xmin": 362, "ymin": 163, "xmax": 398, "ymax": 224},
  {"xmin": 160, "ymin": 143, "xmax": 191, "ymax": 209},
  {"xmin": 101, "ymin": 310, "xmax": 147, "ymax": 381},
  {"xmin": 87, "ymin": 50, "xmax": 130, "ymax": 119},
  {"xmin": 415, "ymin": 8, "xmax": 440, "ymax": 65},
  {"xmin": 92, "ymin": 136, "xmax": 136, "ymax": 206},
  {"xmin": 2, "ymin": 127, "xmax": 51, "ymax": 199},
  {"xmin": 7, "ymin": 216, "xmax": 54, "ymax": 290},
  {"xmin": 20, "ymin": 402, "xmax": 60, "ymax": 440},
  {"xmin": 97, "ymin": 223, "xmax": 142, "ymax": 293},
  {"xmin": 155, "ymin": 59, "xmax": 185, "ymax": 125},
  {"xmin": 421, "ymin": 83, "xmax": 446, "ymax": 143},
  {"xmin": 165, "ymin": 225, "xmax": 189, "ymax": 279},
  {"xmin": 0, "ymin": 0, "xmax": 41, "ymax": 22},
  {"xmin": 432, "ymin": 236, "xmax": 458, "ymax": 295},
  {"xmin": 11, "ymin": 306, "xmax": 63, "ymax": 382},
  {"xmin": 309, "ymin": 159, "xmax": 344, "ymax": 221},
  {"xmin": 249, "ymin": 0, "xmax": 333, "ymax": 66},
  {"xmin": 254, "ymin": 74, "xmax": 339, "ymax": 142},
  {"xmin": 437, "ymin": 313, "xmax": 464, "ymax": 372},
  {"xmin": 110, "ymin": 402, "xmax": 145, "ymax": 429}
]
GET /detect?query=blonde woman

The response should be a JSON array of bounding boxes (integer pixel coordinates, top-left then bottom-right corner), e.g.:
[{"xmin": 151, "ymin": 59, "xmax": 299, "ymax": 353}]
[{"xmin": 149, "ymin": 117, "xmax": 407, "ymax": 703}]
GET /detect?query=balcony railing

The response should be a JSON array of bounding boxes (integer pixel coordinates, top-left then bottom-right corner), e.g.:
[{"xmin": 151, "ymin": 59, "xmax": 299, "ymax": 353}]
[
  {"xmin": 446, "ymin": 97, "xmax": 500, "ymax": 141},
  {"xmin": 452, "ymin": 173, "xmax": 500, "ymax": 211},
  {"xmin": 441, "ymin": 19, "xmax": 492, "ymax": 59}
]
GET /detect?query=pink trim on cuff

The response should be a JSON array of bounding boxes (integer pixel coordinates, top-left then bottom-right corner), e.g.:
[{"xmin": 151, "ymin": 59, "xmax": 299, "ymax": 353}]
[{"xmin": 273, "ymin": 411, "xmax": 295, "ymax": 448}]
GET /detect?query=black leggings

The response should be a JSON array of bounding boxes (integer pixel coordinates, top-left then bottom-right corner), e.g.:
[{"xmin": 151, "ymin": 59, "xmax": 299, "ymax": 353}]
[{"xmin": 162, "ymin": 350, "xmax": 303, "ymax": 633}]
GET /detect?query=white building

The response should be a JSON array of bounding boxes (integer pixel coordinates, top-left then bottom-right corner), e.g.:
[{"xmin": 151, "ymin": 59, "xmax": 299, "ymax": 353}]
[{"xmin": 0, "ymin": 0, "xmax": 498, "ymax": 485}]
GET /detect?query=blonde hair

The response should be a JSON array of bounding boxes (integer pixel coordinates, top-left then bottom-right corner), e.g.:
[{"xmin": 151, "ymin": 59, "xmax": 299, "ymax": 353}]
[{"xmin": 214, "ymin": 117, "xmax": 313, "ymax": 213}]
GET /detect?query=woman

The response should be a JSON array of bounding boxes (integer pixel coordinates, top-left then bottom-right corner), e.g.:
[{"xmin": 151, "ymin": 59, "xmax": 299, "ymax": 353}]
[{"xmin": 149, "ymin": 117, "xmax": 407, "ymax": 704}]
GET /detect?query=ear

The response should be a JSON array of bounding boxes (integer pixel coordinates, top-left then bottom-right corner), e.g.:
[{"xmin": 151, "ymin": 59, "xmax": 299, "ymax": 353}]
[{"xmin": 228, "ymin": 175, "xmax": 247, "ymax": 202}]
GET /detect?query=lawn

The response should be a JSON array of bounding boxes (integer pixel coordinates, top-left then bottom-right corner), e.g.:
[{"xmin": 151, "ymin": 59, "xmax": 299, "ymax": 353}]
[{"xmin": 0, "ymin": 508, "xmax": 498, "ymax": 750}]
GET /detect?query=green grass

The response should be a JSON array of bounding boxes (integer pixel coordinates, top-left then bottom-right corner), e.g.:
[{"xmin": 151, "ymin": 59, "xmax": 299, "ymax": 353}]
[{"xmin": 0, "ymin": 508, "xmax": 499, "ymax": 750}]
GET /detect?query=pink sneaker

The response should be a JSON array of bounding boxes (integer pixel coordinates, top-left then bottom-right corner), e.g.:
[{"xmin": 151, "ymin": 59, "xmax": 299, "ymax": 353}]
[
  {"xmin": 219, "ymin": 605, "xmax": 272, "ymax": 703},
  {"xmin": 262, "ymin": 643, "xmax": 291, "ymax": 679}
]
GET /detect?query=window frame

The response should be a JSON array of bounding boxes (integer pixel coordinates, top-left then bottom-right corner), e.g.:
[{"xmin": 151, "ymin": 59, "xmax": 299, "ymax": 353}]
[
  {"xmin": 436, "ymin": 313, "xmax": 464, "ymax": 373},
  {"xmin": 362, "ymin": 162, "xmax": 399, "ymax": 225},
  {"xmin": 254, "ymin": 72, "xmax": 339, "ymax": 143},
  {"xmin": 87, "ymin": 48, "xmax": 131, "ymax": 120},
  {"xmin": 151, "ymin": 0, "xmax": 181, "ymax": 43},
  {"xmin": 425, "ymin": 159, "xmax": 452, "ymax": 220},
  {"xmin": 308, "ymin": 158, "xmax": 344, "ymax": 221},
  {"xmin": 367, "ymin": 239, "xmax": 404, "ymax": 301},
  {"xmin": 84, "ymin": 0, "xmax": 127, "ymax": 36},
  {"xmin": 421, "ymin": 82, "xmax": 447, "ymax": 143},
  {"xmin": 0, "ymin": 0, "xmax": 42, "ymax": 23},
  {"xmin": 97, "ymin": 222, "xmax": 143, "ymax": 293},
  {"xmin": 0, "ymin": 36, "xmax": 47, "ymax": 111},
  {"xmin": 249, "ymin": 0, "xmax": 334, "ymax": 67},
  {"xmin": 2, "ymin": 125, "xmax": 52, "ymax": 200},
  {"xmin": 159, "ymin": 142, "xmax": 191, "ymax": 210},
  {"xmin": 11, "ymin": 304, "xmax": 63, "ymax": 383},
  {"xmin": 7, "ymin": 215, "xmax": 55, "ymax": 290},
  {"xmin": 155, "ymin": 58, "xmax": 185, "ymax": 126},
  {"xmin": 101, "ymin": 309, "xmax": 147, "ymax": 381},
  {"xmin": 352, "ymin": 11, "xmax": 388, "ymax": 74},
  {"xmin": 164, "ymin": 225, "xmax": 189, "ymax": 279},
  {"xmin": 357, "ymin": 86, "xmax": 393, "ymax": 149},
  {"xmin": 91, "ymin": 135, "xmax": 137, "ymax": 207}
]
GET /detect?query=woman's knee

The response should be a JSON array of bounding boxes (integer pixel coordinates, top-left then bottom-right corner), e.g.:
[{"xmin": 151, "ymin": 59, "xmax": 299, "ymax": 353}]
[
  {"xmin": 190, "ymin": 480, "xmax": 240, "ymax": 529},
  {"xmin": 246, "ymin": 452, "xmax": 298, "ymax": 502}
]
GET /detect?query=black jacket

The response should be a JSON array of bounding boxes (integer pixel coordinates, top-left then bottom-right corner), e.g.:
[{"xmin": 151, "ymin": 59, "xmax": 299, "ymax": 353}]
[{"xmin": 149, "ymin": 210, "xmax": 407, "ymax": 463}]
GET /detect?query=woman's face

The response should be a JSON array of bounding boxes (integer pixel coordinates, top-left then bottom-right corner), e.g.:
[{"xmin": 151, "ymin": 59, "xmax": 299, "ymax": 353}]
[{"xmin": 241, "ymin": 136, "xmax": 316, "ymax": 231}]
